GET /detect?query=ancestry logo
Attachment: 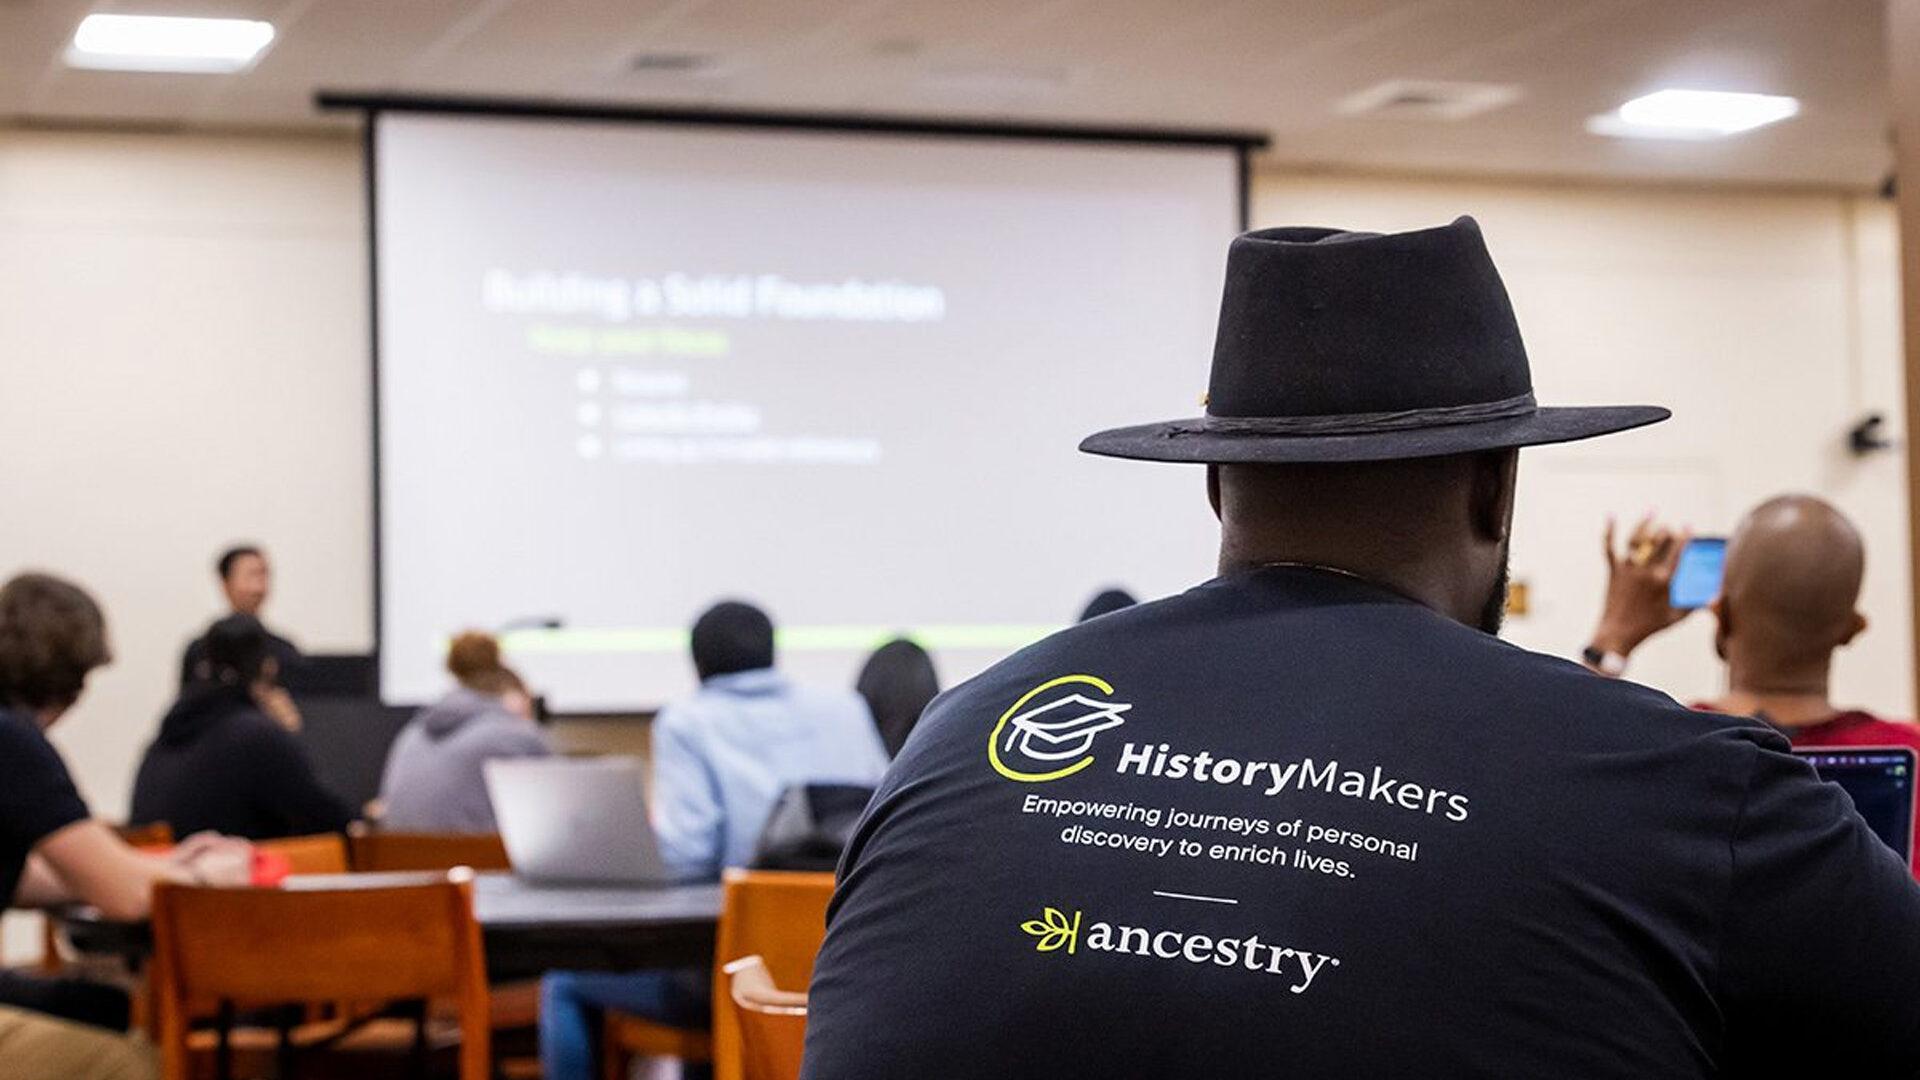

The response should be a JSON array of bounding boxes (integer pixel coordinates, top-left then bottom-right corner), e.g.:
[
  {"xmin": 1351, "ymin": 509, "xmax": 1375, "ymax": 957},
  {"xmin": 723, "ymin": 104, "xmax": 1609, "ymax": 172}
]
[{"xmin": 1018, "ymin": 903, "xmax": 1340, "ymax": 994}]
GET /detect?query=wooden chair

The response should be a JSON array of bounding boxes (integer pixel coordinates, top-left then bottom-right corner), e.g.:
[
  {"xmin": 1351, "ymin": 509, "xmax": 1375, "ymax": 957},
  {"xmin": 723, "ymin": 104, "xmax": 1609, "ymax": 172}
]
[
  {"xmin": 40, "ymin": 822, "xmax": 175, "ymax": 974},
  {"xmin": 709, "ymin": 870, "xmax": 834, "ymax": 1080},
  {"xmin": 723, "ymin": 956, "xmax": 807, "ymax": 1080},
  {"xmin": 118, "ymin": 822, "xmax": 178, "ymax": 849},
  {"xmin": 602, "ymin": 870, "xmax": 834, "ymax": 1080},
  {"xmin": 255, "ymin": 832, "xmax": 351, "ymax": 876},
  {"xmin": 345, "ymin": 827, "xmax": 536, "ymax": 1066},
  {"xmin": 149, "ymin": 871, "xmax": 491, "ymax": 1080},
  {"xmin": 601, "ymin": 1012, "xmax": 713, "ymax": 1079},
  {"xmin": 346, "ymin": 829, "xmax": 511, "ymax": 874}
]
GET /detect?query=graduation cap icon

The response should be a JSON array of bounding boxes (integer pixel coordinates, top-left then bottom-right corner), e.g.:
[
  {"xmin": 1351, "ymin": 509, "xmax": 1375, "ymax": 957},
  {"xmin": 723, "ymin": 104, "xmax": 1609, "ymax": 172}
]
[{"xmin": 1002, "ymin": 693, "xmax": 1132, "ymax": 763}]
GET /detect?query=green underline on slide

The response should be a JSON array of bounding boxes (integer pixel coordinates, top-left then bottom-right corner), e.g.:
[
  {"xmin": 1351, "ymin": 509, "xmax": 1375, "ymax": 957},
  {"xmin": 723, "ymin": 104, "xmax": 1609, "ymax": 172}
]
[{"xmin": 481, "ymin": 624, "xmax": 1064, "ymax": 654}]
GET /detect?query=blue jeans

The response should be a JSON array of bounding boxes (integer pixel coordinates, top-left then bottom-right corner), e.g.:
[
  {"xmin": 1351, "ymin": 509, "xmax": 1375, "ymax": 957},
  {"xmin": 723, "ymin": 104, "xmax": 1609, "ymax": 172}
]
[{"xmin": 539, "ymin": 968, "xmax": 710, "ymax": 1080}]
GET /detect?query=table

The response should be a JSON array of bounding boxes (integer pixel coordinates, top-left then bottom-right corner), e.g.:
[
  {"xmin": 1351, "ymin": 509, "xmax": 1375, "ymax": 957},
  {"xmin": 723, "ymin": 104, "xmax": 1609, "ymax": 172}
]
[
  {"xmin": 60, "ymin": 873, "xmax": 723, "ymax": 981},
  {"xmin": 469, "ymin": 874, "xmax": 721, "ymax": 980}
]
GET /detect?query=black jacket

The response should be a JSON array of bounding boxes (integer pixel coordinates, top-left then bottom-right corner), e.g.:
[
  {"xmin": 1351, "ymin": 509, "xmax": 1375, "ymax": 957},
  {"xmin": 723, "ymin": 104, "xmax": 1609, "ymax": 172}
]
[{"xmin": 131, "ymin": 684, "xmax": 352, "ymax": 840}]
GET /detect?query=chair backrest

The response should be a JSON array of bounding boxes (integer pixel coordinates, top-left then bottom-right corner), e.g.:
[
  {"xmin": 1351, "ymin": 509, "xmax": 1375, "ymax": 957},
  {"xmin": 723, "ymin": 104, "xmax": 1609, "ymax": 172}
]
[
  {"xmin": 256, "ymin": 832, "xmax": 350, "ymax": 875},
  {"xmin": 120, "ymin": 821, "xmax": 177, "ymax": 849},
  {"xmin": 348, "ymin": 829, "xmax": 512, "ymax": 873},
  {"xmin": 724, "ymin": 956, "xmax": 807, "ymax": 1080},
  {"xmin": 150, "ymin": 873, "xmax": 489, "ymax": 1080},
  {"xmin": 711, "ymin": 870, "xmax": 835, "ymax": 1080}
]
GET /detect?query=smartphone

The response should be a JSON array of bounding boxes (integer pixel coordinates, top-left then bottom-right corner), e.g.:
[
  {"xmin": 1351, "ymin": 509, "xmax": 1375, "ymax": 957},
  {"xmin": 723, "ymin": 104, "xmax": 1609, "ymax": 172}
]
[{"xmin": 1668, "ymin": 537, "xmax": 1726, "ymax": 610}]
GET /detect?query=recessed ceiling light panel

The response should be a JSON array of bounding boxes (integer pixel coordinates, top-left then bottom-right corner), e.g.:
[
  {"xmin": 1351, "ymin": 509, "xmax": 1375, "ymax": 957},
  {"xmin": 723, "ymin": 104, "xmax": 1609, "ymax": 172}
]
[
  {"xmin": 1587, "ymin": 89, "xmax": 1799, "ymax": 140},
  {"xmin": 66, "ymin": 14, "xmax": 275, "ymax": 74}
]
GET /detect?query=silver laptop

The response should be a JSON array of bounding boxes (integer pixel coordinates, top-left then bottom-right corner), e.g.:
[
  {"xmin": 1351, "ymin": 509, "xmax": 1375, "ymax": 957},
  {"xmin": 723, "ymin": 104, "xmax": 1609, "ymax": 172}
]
[{"xmin": 484, "ymin": 756, "xmax": 670, "ymax": 885}]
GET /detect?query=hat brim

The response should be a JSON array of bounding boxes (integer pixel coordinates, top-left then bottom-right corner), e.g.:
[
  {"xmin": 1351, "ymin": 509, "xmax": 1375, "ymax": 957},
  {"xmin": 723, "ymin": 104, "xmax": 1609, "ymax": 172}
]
[{"xmin": 1078, "ymin": 405, "xmax": 1670, "ymax": 464}]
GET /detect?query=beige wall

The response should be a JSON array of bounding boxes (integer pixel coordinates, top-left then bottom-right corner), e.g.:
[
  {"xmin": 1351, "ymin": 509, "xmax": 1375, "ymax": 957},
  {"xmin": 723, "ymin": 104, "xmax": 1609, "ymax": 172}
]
[
  {"xmin": 0, "ymin": 129, "xmax": 371, "ymax": 814},
  {"xmin": 0, "ymin": 128, "xmax": 1908, "ymax": 822},
  {"xmin": 1251, "ymin": 173, "xmax": 1912, "ymax": 715}
]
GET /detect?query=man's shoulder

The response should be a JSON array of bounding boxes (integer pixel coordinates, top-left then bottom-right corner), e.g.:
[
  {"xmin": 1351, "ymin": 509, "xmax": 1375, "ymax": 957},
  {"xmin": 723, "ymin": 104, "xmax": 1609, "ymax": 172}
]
[
  {"xmin": 788, "ymin": 682, "xmax": 869, "ymax": 715},
  {"xmin": 0, "ymin": 708, "xmax": 60, "ymax": 760},
  {"xmin": 0, "ymin": 708, "xmax": 84, "ymax": 816},
  {"xmin": 1793, "ymin": 711, "xmax": 1920, "ymax": 751},
  {"xmin": 923, "ymin": 584, "xmax": 1763, "ymax": 753},
  {"xmin": 465, "ymin": 715, "xmax": 552, "ymax": 755}
]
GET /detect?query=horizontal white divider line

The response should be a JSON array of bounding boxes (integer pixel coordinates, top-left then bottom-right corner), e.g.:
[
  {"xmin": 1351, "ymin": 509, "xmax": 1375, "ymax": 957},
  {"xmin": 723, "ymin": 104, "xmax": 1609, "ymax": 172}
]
[{"xmin": 1151, "ymin": 890, "xmax": 1239, "ymax": 905}]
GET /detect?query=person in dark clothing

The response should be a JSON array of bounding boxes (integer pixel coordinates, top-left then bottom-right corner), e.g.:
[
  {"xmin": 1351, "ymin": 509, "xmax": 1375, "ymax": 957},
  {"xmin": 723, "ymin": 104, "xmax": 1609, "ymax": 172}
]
[
  {"xmin": 178, "ymin": 545, "xmax": 302, "ymax": 689},
  {"xmin": 1077, "ymin": 587, "xmax": 1138, "ymax": 623},
  {"xmin": 855, "ymin": 638, "xmax": 940, "ymax": 757},
  {"xmin": 134, "ymin": 614, "xmax": 352, "ymax": 839},
  {"xmin": 0, "ymin": 572, "xmax": 248, "ymax": 1079},
  {"xmin": 803, "ymin": 219, "xmax": 1920, "ymax": 1079}
]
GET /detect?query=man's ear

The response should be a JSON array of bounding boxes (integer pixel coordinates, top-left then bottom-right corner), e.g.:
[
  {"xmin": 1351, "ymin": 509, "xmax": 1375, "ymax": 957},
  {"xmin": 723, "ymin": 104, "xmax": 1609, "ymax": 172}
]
[
  {"xmin": 1709, "ymin": 595, "xmax": 1731, "ymax": 661},
  {"xmin": 1841, "ymin": 610, "xmax": 1869, "ymax": 647},
  {"xmin": 1468, "ymin": 450, "xmax": 1518, "ymax": 543},
  {"xmin": 1206, "ymin": 464, "xmax": 1223, "ymax": 521}
]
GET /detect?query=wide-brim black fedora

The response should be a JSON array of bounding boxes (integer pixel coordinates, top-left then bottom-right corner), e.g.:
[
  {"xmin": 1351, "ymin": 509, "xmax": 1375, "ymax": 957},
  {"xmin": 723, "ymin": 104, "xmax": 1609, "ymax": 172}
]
[{"xmin": 1080, "ymin": 216, "xmax": 1668, "ymax": 464}]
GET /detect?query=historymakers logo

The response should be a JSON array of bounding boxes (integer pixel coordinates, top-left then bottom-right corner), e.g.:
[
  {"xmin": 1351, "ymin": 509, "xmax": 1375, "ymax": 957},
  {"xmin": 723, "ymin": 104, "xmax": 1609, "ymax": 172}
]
[
  {"xmin": 1021, "ymin": 906, "xmax": 1083, "ymax": 954},
  {"xmin": 988, "ymin": 674, "xmax": 1131, "ymax": 782}
]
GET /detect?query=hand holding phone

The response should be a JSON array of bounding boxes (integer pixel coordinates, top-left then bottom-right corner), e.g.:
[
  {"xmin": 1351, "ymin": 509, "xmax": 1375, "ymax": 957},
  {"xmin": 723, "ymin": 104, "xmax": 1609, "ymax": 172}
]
[
  {"xmin": 1668, "ymin": 537, "xmax": 1727, "ymax": 610},
  {"xmin": 1592, "ymin": 516, "xmax": 1697, "ymax": 662}
]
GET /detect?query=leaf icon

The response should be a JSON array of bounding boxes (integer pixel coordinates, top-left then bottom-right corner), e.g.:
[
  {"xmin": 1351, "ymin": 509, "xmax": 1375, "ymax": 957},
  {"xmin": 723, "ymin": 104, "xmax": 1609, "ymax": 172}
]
[{"xmin": 1019, "ymin": 906, "xmax": 1081, "ymax": 953}]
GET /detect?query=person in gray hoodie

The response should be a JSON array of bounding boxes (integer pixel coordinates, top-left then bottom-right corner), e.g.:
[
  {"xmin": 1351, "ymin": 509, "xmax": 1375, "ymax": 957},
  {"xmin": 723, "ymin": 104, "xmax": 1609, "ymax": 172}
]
[{"xmin": 377, "ymin": 631, "xmax": 551, "ymax": 833}]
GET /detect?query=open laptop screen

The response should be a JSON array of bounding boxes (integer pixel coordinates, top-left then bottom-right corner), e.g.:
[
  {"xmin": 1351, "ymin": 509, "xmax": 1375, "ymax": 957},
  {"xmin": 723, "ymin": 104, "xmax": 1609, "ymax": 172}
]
[{"xmin": 1793, "ymin": 747, "xmax": 1916, "ymax": 864}]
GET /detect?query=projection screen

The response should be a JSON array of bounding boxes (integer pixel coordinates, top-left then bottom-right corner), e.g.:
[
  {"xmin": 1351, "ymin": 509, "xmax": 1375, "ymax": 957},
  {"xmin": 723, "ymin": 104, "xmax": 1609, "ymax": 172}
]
[{"xmin": 369, "ymin": 106, "xmax": 1248, "ymax": 709}]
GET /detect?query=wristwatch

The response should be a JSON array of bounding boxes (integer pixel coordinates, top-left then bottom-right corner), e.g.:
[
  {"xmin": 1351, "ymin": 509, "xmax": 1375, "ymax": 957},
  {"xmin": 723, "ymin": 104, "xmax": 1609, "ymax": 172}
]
[{"xmin": 1581, "ymin": 644, "xmax": 1628, "ymax": 677}]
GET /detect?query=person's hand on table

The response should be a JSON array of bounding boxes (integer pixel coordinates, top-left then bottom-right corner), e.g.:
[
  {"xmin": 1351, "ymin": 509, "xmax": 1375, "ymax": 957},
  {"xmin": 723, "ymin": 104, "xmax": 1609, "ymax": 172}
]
[
  {"xmin": 1586, "ymin": 515, "xmax": 1693, "ymax": 674},
  {"xmin": 168, "ymin": 830, "xmax": 229, "ymax": 861},
  {"xmin": 169, "ymin": 833, "xmax": 252, "ymax": 886}
]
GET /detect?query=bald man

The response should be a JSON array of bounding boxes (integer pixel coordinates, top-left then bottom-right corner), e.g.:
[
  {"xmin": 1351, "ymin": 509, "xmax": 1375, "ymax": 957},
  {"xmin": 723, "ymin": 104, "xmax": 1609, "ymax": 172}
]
[{"xmin": 1585, "ymin": 494, "xmax": 1920, "ymax": 751}]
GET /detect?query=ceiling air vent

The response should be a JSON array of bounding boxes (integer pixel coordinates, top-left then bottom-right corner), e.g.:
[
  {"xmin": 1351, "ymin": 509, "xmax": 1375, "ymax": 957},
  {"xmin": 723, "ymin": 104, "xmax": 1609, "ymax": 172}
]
[
  {"xmin": 626, "ymin": 51, "xmax": 714, "ymax": 75},
  {"xmin": 1336, "ymin": 80, "xmax": 1521, "ymax": 122}
]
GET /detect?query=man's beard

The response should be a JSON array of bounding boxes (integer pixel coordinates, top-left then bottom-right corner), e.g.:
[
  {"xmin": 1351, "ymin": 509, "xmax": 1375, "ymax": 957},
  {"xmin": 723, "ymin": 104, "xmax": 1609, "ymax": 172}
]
[{"xmin": 1478, "ymin": 550, "xmax": 1511, "ymax": 636}]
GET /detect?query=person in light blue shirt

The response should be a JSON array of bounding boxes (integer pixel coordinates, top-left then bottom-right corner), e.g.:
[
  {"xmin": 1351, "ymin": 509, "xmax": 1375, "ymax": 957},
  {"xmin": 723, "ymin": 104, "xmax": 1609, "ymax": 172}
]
[
  {"xmin": 540, "ymin": 600, "xmax": 887, "ymax": 1080},
  {"xmin": 653, "ymin": 613, "xmax": 889, "ymax": 877}
]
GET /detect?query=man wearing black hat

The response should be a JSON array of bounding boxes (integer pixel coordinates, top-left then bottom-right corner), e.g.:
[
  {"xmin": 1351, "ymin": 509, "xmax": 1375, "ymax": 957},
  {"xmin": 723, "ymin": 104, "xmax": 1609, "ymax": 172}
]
[{"xmin": 802, "ymin": 219, "xmax": 1920, "ymax": 1078}]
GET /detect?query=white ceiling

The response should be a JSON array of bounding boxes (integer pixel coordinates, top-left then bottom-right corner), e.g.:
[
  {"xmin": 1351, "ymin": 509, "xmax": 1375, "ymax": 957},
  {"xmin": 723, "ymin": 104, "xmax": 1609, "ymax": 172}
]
[{"xmin": 0, "ymin": 0, "xmax": 1893, "ymax": 189}]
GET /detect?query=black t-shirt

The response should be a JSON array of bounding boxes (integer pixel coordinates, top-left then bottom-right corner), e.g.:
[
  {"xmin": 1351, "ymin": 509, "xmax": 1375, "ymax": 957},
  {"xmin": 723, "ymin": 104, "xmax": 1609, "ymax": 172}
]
[
  {"xmin": 804, "ymin": 568, "xmax": 1920, "ymax": 1079},
  {"xmin": 0, "ymin": 708, "xmax": 90, "ymax": 908}
]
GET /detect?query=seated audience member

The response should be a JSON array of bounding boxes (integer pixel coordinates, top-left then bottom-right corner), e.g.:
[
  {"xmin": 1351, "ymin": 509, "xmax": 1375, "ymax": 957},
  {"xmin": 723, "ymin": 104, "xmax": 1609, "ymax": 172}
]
[
  {"xmin": 854, "ymin": 637, "xmax": 939, "ymax": 757},
  {"xmin": 803, "ymin": 220, "xmax": 1920, "ymax": 1078},
  {"xmin": 652, "ymin": 600, "xmax": 889, "ymax": 877},
  {"xmin": 179, "ymin": 544, "xmax": 302, "ymax": 689},
  {"xmin": 1583, "ymin": 496, "xmax": 1920, "ymax": 750},
  {"xmin": 1077, "ymin": 586, "xmax": 1139, "ymax": 622},
  {"xmin": 377, "ymin": 631, "xmax": 550, "ymax": 833},
  {"xmin": 0, "ymin": 573, "xmax": 249, "ymax": 1080},
  {"xmin": 132, "ymin": 614, "xmax": 353, "ymax": 839},
  {"xmin": 539, "ymin": 600, "xmax": 886, "ymax": 1080}
]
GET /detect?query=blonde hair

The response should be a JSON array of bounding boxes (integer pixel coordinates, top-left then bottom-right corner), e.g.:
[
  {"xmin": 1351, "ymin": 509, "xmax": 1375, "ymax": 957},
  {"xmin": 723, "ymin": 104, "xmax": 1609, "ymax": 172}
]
[{"xmin": 446, "ymin": 631, "xmax": 526, "ymax": 696}]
